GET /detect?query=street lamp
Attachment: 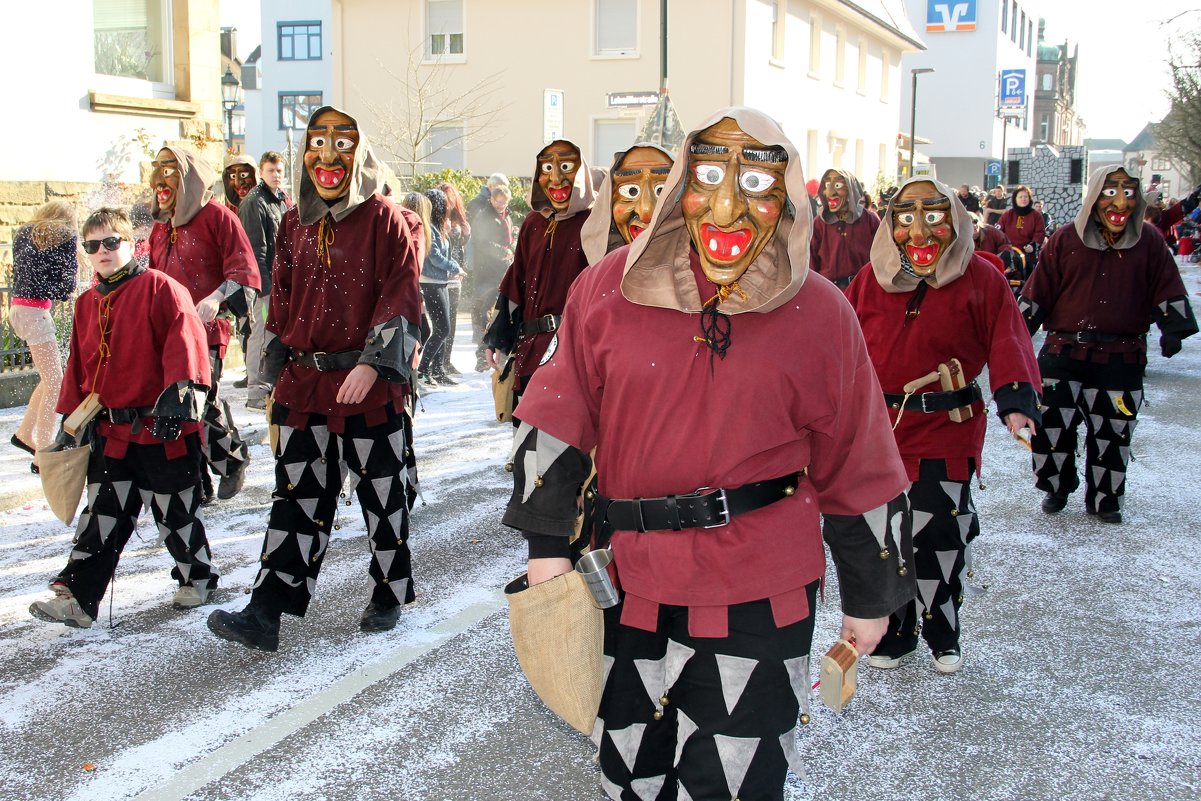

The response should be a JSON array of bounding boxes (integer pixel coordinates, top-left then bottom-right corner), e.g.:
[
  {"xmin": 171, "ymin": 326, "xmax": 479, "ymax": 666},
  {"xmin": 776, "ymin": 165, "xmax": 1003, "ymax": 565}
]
[
  {"xmin": 908, "ymin": 67, "xmax": 935, "ymax": 178},
  {"xmin": 221, "ymin": 66, "xmax": 241, "ymax": 152}
]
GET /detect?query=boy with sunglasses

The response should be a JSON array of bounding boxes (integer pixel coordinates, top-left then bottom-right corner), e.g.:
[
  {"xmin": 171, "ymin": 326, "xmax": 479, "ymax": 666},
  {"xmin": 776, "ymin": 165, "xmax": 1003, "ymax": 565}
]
[{"xmin": 29, "ymin": 208, "xmax": 217, "ymax": 628}]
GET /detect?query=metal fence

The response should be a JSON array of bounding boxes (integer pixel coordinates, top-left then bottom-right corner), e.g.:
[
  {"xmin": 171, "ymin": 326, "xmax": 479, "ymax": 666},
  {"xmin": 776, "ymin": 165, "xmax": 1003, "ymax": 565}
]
[{"xmin": 0, "ymin": 243, "xmax": 79, "ymax": 374}]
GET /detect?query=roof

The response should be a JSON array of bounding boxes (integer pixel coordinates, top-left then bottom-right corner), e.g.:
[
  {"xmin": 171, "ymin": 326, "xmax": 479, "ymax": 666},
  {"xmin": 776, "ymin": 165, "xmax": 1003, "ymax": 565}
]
[
  {"xmin": 245, "ymin": 45, "xmax": 262, "ymax": 66},
  {"xmin": 1124, "ymin": 125, "xmax": 1155, "ymax": 153},
  {"xmin": 1084, "ymin": 138, "xmax": 1127, "ymax": 150},
  {"xmin": 834, "ymin": 0, "xmax": 926, "ymax": 50}
]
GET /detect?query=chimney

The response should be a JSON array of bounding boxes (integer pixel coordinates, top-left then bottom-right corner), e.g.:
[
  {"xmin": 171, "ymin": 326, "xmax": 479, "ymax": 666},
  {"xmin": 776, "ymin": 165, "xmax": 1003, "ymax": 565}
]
[{"xmin": 221, "ymin": 27, "xmax": 238, "ymax": 61}]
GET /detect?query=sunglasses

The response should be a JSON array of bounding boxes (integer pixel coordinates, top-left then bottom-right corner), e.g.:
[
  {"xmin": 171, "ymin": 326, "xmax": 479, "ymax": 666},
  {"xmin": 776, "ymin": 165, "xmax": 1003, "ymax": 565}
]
[{"xmin": 82, "ymin": 236, "xmax": 125, "ymax": 254}]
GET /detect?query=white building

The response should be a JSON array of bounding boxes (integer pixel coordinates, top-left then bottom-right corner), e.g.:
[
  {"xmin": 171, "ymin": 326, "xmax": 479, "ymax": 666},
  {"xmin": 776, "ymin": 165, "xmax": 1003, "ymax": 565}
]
[
  {"xmin": 898, "ymin": 0, "xmax": 1042, "ymax": 190},
  {"xmin": 333, "ymin": 0, "xmax": 923, "ymax": 191},
  {"xmin": 243, "ymin": 0, "xmax": 334, "ymax": 177}
]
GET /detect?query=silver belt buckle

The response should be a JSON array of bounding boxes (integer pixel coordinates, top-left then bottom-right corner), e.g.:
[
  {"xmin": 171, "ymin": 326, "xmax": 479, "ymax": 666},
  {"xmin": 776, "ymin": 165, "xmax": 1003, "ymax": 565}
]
[{"xmin": 693, "ymin": 487, "xmax": 731, "ymax": 528}]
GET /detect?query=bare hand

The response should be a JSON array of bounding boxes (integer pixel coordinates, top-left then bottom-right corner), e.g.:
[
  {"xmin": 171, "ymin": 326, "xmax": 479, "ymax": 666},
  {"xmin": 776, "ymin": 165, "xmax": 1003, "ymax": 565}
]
[
  {"xmin": 527, "ymin": 557, "xmax": 572, "ymax": 587},
  {"xmin": 335, "ymin": 364, "xmax": 378, "ymax": 405},
  {"xmin": 839, "ymin": 614, "xmax": 889, "ymax": 656},
  {"xmin": 196, "ymin": 297, "xmax": 220, "ymax": 324},
  {"xmin": 485, "ymin": 348, "xmax": 504, "ymax": 371},
  {"xmin": 1003, "ymin": 412, "xmax": 1037, "ymax": 437}
]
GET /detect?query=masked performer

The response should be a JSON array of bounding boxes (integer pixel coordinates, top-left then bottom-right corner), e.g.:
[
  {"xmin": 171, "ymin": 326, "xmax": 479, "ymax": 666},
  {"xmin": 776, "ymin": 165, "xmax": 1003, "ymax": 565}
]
[
  {"xmin": 482, "ymin": 140, "xmax": 596, "ymax": 405},
  {"xmin": 149, "ymin": 146, "xmax": 260, "ymax": 501},
  {"xmin": 29, "ymin": 208, "xmax": 215, "ymax": 627},
  {"xmin": 846, "ymin": 178, "xmax": 1041, "ymax": 674},
  {"xmin": 503, "ymin": 108, "xmax": 914, "ymax": 800},
  {"xmin": 1020, "ymin": 167, "xmax": 1197, "ymax": 523},
  {"xmin": 207, "ymin": 106, "xmax": 423, "ymax": 652},
  {"xmin": 581, "ymin": 143, "xmax": 674, "ymax": 263},
  {"xmin": 222, "ymin": 155, "xmax": 257, "ymax": 212},
  {"xmin": 808, "ymin": 168, "xmax": 880, "ymax": 290}
]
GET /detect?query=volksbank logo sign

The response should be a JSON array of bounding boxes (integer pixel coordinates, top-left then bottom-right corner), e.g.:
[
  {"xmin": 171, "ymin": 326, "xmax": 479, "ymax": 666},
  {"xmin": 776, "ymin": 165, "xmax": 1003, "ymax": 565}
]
[{"xmin": 926, "ymin": 0, "xmax": 977, "ymax": 32}]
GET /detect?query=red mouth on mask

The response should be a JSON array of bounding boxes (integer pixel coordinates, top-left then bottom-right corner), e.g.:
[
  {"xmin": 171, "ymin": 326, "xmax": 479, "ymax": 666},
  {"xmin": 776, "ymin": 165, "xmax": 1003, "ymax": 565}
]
[
  {"xmin": 547, "ymin": 185, "xmax": 572, "ymax": 204},
  {"xmin": 156, "ymin": 189, "xmax": 173, "ymax": 205},
  {"xmin": 906, "ymin": 242, "xmax": 940, "ymax": 267},
  {"xmin": 827, "ymin": 196, "xmax": 842, "ymax": 209},
  {"xmin": 627, "ymin": 221, "xmax": 646, "ymax": 239},
  {"xmin": 236, "ymin": 185, "xmax": 251, "ymax": 198},
  {"xmin": 1104, "ymin": 210, "xmax": 1129, "ymax": 227},
  {"xmin": 700, "ymin": 223, "xmax": 754, "ymax": 262},
  {"xmin": 313, "ymin": 166, "xmax": 346, "ymax": 189}
]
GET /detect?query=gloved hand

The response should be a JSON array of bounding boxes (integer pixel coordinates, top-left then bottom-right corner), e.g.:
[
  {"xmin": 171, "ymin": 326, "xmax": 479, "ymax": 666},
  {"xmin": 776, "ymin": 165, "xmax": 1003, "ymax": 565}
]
[
  {"xmin": 151, "ymin": 416, "xmax": 184, "ymax": 441},
  {"xmin": 1161, "ymin": 333, "xmax": 1182, "ymax": 358},
  {"xmin": 1183, "ymin": 184, "xmax": 1201, "ymax": 215}
]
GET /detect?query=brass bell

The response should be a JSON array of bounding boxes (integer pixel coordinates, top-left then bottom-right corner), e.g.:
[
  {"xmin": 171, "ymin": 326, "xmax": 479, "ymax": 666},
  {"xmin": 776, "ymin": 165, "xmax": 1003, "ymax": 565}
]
[
  {"xmin": 260, "ymin": 554, "xmax": 268, "ymax": 562},
  {"xmin": 950, "ymin": 509, "xmax": 959, "ymax": 517},
  {"xmin": 897, "ymin": 565, "xmax": 908, "ymax": 577},
  {"xmin": 504, "ymin": 462, "xmax": 514, "ymax": 473},
  {"xmin": 800, "ymin": 713, "xmax": 811, "ymax": 725},
  {"xmin": 967, "ymin": 570, "xmax": 974, "ymax": 578},
  {"xmin": 534, "ymin": 476, "xmax": 545, "ymax": 488},
  {"xmin": 382, "ymin": 577, "xmax": 389, "ymax": 584},
  {"xmin": 659, "ymin": 695, "xmax": 670, "ymax": 706},
  {"xmin": 360, "ymin": 468, "xmax": 367, "ymax": 476},
  {"xmin": 316, "ymin": 520, "xmax": 324, "ymax": 527},
  {"xmin": 879, "ymin": 548, "xmax": 890, "ymax": 560},
  {"xmin": 652, "ymin": 710, "xmax": 663, "ymax": 721},
  {"xmin": 783, "ymin": 485, "xmax": 796, "ymax": 496},
  {"xmin": 286, "ymin": 483, "xmax": 294, "ymax": 491},
  {"xmin": 346, "ymin": 500, "xmax": 352, "ymax": 506},
  {"xmin": 334, "ymin": 524, "xmax": 341, "ymax": 530},
  {"xmin": 340, "ymin": 492, "xmax": 347, "ymax": 499},
  {"xmin": 923, "ymin": 611, "xmax": 933, "ymax": 620},
  {"xmin": 585, "ymin": 490, "xmax": 595, "ymax": 501}
]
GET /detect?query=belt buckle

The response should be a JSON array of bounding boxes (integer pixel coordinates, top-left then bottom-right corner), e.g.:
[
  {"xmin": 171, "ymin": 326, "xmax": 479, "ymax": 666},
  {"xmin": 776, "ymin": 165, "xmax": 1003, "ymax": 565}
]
[
  {"xmin": 1073, "ymin": 331, "xmax": 1087, "ymax": 344},
  {"xmin": 312, "ymin": 351, "xmax": 330, "ymax": 371},
  {"xmin": 920, "ymin": 392, "xmax": 933, "ymax": 413},
  {"xmin": 541, "ymin": 314, "xmax": 558, "ymax": 333},
  {"xmin": 693, "ymin": 486, "xmax": 731, "ymax": 528}
]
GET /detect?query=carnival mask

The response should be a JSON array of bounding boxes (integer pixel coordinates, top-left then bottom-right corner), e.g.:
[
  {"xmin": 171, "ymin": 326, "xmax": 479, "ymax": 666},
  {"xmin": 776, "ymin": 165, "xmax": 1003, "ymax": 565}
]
[
  {"xmin": 151, "ymin": 149, "xmax": 182, "ymax": 217},
  {"xmin": 1095, "ymin": 169, "xmax": 1138, "ymax": 237},
  {"xmin": 304, "ymin": 109, "xmax": 359, "ymax": 201},
  {"xmin": 681, "ymin": 117, "xmax": 788, "ymax": 286},
  {"xmin": 821, "ymin": 170, "xmax": 850, "ymax": 219},
  {"xmin": 892, "ymin": 181, "xmax": 955, "ymax": 277},
  {"xmin": 224, "ymin": 164, "xmax": 256, "ymax": 207},
  {"xmin": 537, "ymin": 141, "xmax": 580, "ymax": 213},
  {"xmin": 611, "ymin": 147, "xmax": 673, "ymax": 243}
]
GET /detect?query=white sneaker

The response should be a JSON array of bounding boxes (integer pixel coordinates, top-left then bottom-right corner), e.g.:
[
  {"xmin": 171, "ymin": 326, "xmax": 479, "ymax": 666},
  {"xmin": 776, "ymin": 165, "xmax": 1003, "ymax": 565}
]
[
  {"xmin": 173, "ymin": 583, "xmax": 211, "ymax": 609},
  {"xmin": 29, "ymin": 585, "xmax": 94, "ymax": 628},
  {"xmin": 867, "ymin": 648, "xmax": 916, "ymax": 669},
  {"xmin": 933, "ymin": 650, "xmax": 963, "ymax": 674}
]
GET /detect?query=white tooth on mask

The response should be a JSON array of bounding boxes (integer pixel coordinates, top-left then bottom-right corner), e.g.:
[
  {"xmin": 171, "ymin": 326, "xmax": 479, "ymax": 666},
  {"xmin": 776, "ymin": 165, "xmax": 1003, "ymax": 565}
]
[
  {"xmin": 709, "ymin": 238, "xmax": 718, "ymax": 251},
  {"xmin": 730, "ymin": 245, "xmax": 741, "ymax": 256}
]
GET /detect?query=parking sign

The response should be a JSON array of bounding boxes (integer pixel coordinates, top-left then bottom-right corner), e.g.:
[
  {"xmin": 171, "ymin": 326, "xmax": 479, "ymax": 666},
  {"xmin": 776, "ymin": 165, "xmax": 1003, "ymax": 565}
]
[{"xmin": 999, "ymin": 70, "xmax": 1025, "ymax": 108}]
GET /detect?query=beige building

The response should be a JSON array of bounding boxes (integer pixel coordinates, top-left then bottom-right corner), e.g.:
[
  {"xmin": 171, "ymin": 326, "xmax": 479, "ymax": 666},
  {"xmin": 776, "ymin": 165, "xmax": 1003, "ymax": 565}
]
[
  {"xmin": 332, "ymin": 0, "xmax": 922, "ymax": 189},
  {"xmin": 1, "ymin": 0, "xmax": 230, "ymax": 246}
]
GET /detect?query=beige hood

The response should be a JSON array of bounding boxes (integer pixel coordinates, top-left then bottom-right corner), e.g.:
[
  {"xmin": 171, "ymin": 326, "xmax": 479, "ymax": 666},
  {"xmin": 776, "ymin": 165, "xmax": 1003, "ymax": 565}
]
[
  {"xmin": 1074, "ymin": 164, "xmax": 1148, "ymax": 251},
  {"xmin": 619, "ymin": 107, "xmax": 813, "ymax": 315},
  {"xmin": 868, "ymin": 176, "xmax": 975, "ymax": 294},
  {"xmin": 817, "ymin": 167, "xmax": 866, "ymax": 224},
  {"xmin": 151, "ymin": 145, "xmax": 216, "ymax": 227},
  {"xmin": 296, "ymin": 105, "xmax": 391, "ymax": 226},
  {"xmin": 526, "ymin": 139, "xmax": 597, "ymax": 221},
  {"xmin": 580, "ymin": 142, "xmax": 674, "ymax": 264},
  {"xmin": 221, "ymin": 153, "xmax": 257, "ymax": 205}
]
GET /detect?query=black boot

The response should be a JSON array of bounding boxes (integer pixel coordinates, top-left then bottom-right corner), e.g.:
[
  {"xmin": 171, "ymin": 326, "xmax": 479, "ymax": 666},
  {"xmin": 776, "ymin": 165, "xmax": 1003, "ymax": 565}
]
[
  {"xmin": 208, "ymin": 604, "xmax": 281, "ymax": 651},
  {"xmin": 360, "ymin": 602, "xmax": 402, "ymax": 632},
  {"xmin": 1041, "ymin": 492, "xmax": 1069, "ymax": 514},
  {"xmin": 217, "ymin": 456, "xmax": 249, "ymax": 500}
]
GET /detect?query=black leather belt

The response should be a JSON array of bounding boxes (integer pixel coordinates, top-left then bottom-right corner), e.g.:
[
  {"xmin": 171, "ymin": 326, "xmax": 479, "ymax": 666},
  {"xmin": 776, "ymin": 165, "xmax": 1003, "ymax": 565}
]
[
  {"xmin": 883, "ymin": 383, "xmax": 982, "ymax": 413},
  {"xmin": 521, "ymin": 314, "xmax": 560, "ymax": 335},
  {"xmin": 289, "ymin": 348, "xmax": 363, "ymax": 371},
  {"xmin": 105, "ymin": 406, "xmax": 155, "ymax": 424},
  {"xmin": 596, "ymin": 472, "xmax": 804, "ymax": 533},
  {"xmin": 1048, "ymin": 331, "xmax": 1145, "ymax": 344}
]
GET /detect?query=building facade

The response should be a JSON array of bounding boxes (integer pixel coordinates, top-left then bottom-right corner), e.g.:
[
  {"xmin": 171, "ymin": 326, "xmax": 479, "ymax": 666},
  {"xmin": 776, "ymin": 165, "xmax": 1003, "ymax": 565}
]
[
  {"xmin": 1006, "ymin": 144, "xmax": 1087, "ymax": 226},
  {"xmin": 1031, "ymin": 18, "xmax": 1082, "ymax": 148},
  {"xmin": 1124, "ymin": 125, "xmax": 1192, "ymax": 200},
  {"xmin": 243, "ymin": 0, "xmax": 335, "ymax": 176},
  {"xmin": 898, "ymin": 0, "xmax": 1042, "ymax": 190},
  {"xmin": 331, "ymin": 0, "xmax": 923, "ymax": 191}
]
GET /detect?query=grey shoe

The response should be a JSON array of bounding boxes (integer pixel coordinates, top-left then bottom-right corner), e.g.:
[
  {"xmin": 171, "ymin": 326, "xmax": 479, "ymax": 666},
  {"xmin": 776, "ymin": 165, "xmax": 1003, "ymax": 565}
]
[
  {"xmin": 173, "ymin": 583, "xmax": 212, "ymax": 609},
  {"xmin": 867, "ymin": 648, "xmax": 916, "ymax": 669},
  {"xmin": 933, "ymin": 649, "xmax": 964, "ymax": 674},
  {"xmin": 246, "ymin": 397, "xmax": 266, "ymax": 411},
  {"xmin": 217, "ymin": 457, "xmax": 248, "ymax": 500},
  {"xmin": 29, "ymin": 585, "xmax": 94, "ymax": 628}
]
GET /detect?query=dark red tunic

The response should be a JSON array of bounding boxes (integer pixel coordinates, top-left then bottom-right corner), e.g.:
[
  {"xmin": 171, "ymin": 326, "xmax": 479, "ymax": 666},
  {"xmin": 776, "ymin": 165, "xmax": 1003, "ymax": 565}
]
[
  {"xmin": 268, "ymin": 196, "xmax": 423, "ymax": 427},
  {"xmin": 149, "ymin": 200, "xmax": 260, "ymax": 354},
  {"xmin": 847, "ymin": 254, "xmax": 1041, "ymax": 481},
  {"xmin": 1021, "ymin": 224, "xmax": 1187, "ymax": 364},
  {"xmin": 974, "ymin": 225, "xmax": 1010, "ymax": 255},
  {"xmin": 998, "ymin": 208, "xmax": 1046, "ymax": 250},
  {"xmin": 59, "ymin": 269, "xmax": 211, "ymax": 459},
  {"xmin": 809, "ymin": 211, "xmax": 880, "ymax": 286},
  {"xmin": 497, "ymin": 211, "xmax": 589, "ymax": 390}
]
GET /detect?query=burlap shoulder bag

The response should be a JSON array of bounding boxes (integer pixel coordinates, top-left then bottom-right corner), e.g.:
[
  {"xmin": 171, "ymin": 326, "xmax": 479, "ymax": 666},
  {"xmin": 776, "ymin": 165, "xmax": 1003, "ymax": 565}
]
[
  {"xmin": 505, "ymin": 569, "xmax": 604, "ymax": 735},
  {"xmin": 37, "ymin": 445, "xmax": 90, "ymax": 525},
  {"xmin": 492, "ymin": 357, "xmax": 516, "ymax": 423}
]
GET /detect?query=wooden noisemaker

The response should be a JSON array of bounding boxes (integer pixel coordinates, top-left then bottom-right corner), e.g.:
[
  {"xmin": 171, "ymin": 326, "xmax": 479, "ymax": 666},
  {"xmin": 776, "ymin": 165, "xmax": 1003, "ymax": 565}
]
[
  {"xmin": 938, "ymin": 358, "xmax": 973, "ymax": 423},
  {"xmin": 819, "ymin": 638, "xmax": 859, "ymax": 714}
]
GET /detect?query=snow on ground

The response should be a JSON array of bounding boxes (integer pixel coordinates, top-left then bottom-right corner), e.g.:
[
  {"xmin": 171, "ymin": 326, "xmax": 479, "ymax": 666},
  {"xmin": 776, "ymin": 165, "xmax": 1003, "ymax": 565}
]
[{"xmin": 1, "ymin": 259, "xmax": 1200, "ymax": 801}]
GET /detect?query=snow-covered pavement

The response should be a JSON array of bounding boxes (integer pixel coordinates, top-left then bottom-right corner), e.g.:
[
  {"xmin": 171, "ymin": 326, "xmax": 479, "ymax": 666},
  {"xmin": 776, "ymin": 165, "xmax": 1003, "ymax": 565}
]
[{"xmin": 2, "ymin": 260, "xmax": 1200, "ymax": 800}]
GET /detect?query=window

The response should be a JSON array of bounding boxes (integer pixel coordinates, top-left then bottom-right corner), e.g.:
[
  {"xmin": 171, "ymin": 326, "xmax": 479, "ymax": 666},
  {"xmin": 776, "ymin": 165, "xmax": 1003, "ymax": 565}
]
[
  {"xmin": 1011, "ymin": 2, "xmax": 1018, "ymax": 42},
  {"xmin": 771, "ymin": 0, "xmax": 786, "ymax": 62},
  {"xmin": 279, "ymin": 92, "xmax": 323, "ymax": 130},
  {"xmin": 857, "ymin": 39, "xmax": 867, "ymax": 94},
  {"xmin": 425, "ymin": 122, "xmax": 466, "ymax": 170},
  {"xmin": 1039, "ymin": 113, "xmax": 1050, "ymax": 141},
  {"xmin": 834, "ymin": 27, "xmax": 846, "ymax": 86},
  {"xmin": 1019, "ymin": 11, "xmax": 1026, "ymax": 49},
  {"xmin": 879, "ymin": 47, "xmax": 890, "ymax": 101},
  {"xmin": 1042, "ymin": 72, "xmax": 1052, "ymax": 91},
  {"xmin": 1027, "ymin": 20, "xmax": 1034, "ymax": 55},
  {"xmin": 1001, "ymin": 0, "xmax": 1007, "ymax": 34},
  {"xmin": 93, "ymin": 0, "xmax": 171, "ymax": 83},
  {"xmin": 593, "ymin": 119, "xmax": 636, "ymax": 167},
  {"xmin": 1070, "ymin": 159, "xmax": 1084, "ymax": 184},
  {"xmin": 278, "ymin": 22, "xmax": 321, "ymax": 61},
  {"xmin": 806, "ymin": 130, "xmax": 819, "ymax": 179},
  {"xmin": 1151, "ymin": 157, "xmax": 1172, "ymax": 170},
  {"xmin": 426, "ymin": 0, "xmax": 464, "ymax": 58},
  {"xmin": 595, "ymin": 0, "xmax": 637, "ymax": 56},
  {"xmin": 809, "ymin": 15, "xmax": 822, "ymax": 77},
  {"xmin": 1007, "ymin": 160, "xmax": 1020, "ymax": 185}
]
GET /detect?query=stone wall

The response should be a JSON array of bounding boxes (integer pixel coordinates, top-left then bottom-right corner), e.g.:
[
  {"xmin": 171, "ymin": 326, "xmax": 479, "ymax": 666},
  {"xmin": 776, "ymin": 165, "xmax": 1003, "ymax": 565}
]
[
  {"xmin": 0, "ymin": 180, "xmax": 150, "ymax": 248},
  {"xmin": 1007, "ymin": 144, "xmax": 1088, "ymax": 228}
]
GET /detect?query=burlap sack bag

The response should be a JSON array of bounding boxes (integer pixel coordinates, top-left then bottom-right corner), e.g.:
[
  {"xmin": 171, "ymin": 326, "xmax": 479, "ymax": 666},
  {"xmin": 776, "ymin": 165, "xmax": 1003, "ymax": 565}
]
[
  {"xmin": 505, "ymin": 570, "xmax": 604, "ymax": 735},
  {"xmin": 491, "ymin": 359, "xmax": 516, "ymax": 424},
  {"xmin": 37, "ymin": 446, "xmax": 90, "ymax": 525}
]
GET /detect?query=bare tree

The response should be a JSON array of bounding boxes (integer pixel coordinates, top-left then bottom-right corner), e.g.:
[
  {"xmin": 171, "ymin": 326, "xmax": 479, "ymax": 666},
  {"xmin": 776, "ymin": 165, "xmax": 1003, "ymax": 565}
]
[
  {"xmin": 1153, "ymin": 25, "xmax": 1201, "ymax": 185},
  {"xmin": 360, "ymin": 44, "xmax": 507, "ymax": 182}
]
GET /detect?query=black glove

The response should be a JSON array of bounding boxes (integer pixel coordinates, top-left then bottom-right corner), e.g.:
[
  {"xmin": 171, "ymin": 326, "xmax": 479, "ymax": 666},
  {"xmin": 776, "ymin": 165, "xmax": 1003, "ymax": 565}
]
[
  {"xmin": 1161, "ymin": 333, "xmax": 1182, "ymax": 358},
  {"xmin": 1183, "ymin": 185, "xmax": 1201, "ymax": 215},
  {"xmin": 151, "ymin": 416, "xmax": 184, "ymax": 441}
]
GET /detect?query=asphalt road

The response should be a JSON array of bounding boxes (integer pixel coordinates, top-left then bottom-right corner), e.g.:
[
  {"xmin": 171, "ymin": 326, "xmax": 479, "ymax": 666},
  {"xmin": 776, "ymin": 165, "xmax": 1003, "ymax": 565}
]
[{"xmin": 1, "ymin": 263, "xmax": 1199, "ymax": 801}]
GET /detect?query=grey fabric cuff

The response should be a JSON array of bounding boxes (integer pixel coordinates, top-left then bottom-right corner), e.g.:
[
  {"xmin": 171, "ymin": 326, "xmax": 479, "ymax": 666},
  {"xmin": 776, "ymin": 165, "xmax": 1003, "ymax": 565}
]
[
  {"xmin": 218, "ymin": 279, "xmax": 258, "ymax": 319},
  {"xmin": 151, "ymin": 380, "xmax": 203, "ymax": 422},
  {"xmin": 360, "ymin": 315, "xmax": 422, "ymax": 384}
]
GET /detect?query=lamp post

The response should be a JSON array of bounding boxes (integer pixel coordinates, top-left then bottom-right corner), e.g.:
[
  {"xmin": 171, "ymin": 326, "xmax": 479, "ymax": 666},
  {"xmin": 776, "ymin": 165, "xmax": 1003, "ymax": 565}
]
[
  {"xmin": 908, "ymin": 67, "xmax": 935, "ymax": 178},
  {"xmin": 220, "ymin": 67, "xmax": 241, "ymax": 152}
]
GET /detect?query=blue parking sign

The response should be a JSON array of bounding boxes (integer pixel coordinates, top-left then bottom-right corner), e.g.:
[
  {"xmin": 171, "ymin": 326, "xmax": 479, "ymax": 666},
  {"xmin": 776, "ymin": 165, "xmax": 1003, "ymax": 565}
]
[{"xmin": 999, "ymin": 69, "xmax": 1025, "ymax": 108}]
